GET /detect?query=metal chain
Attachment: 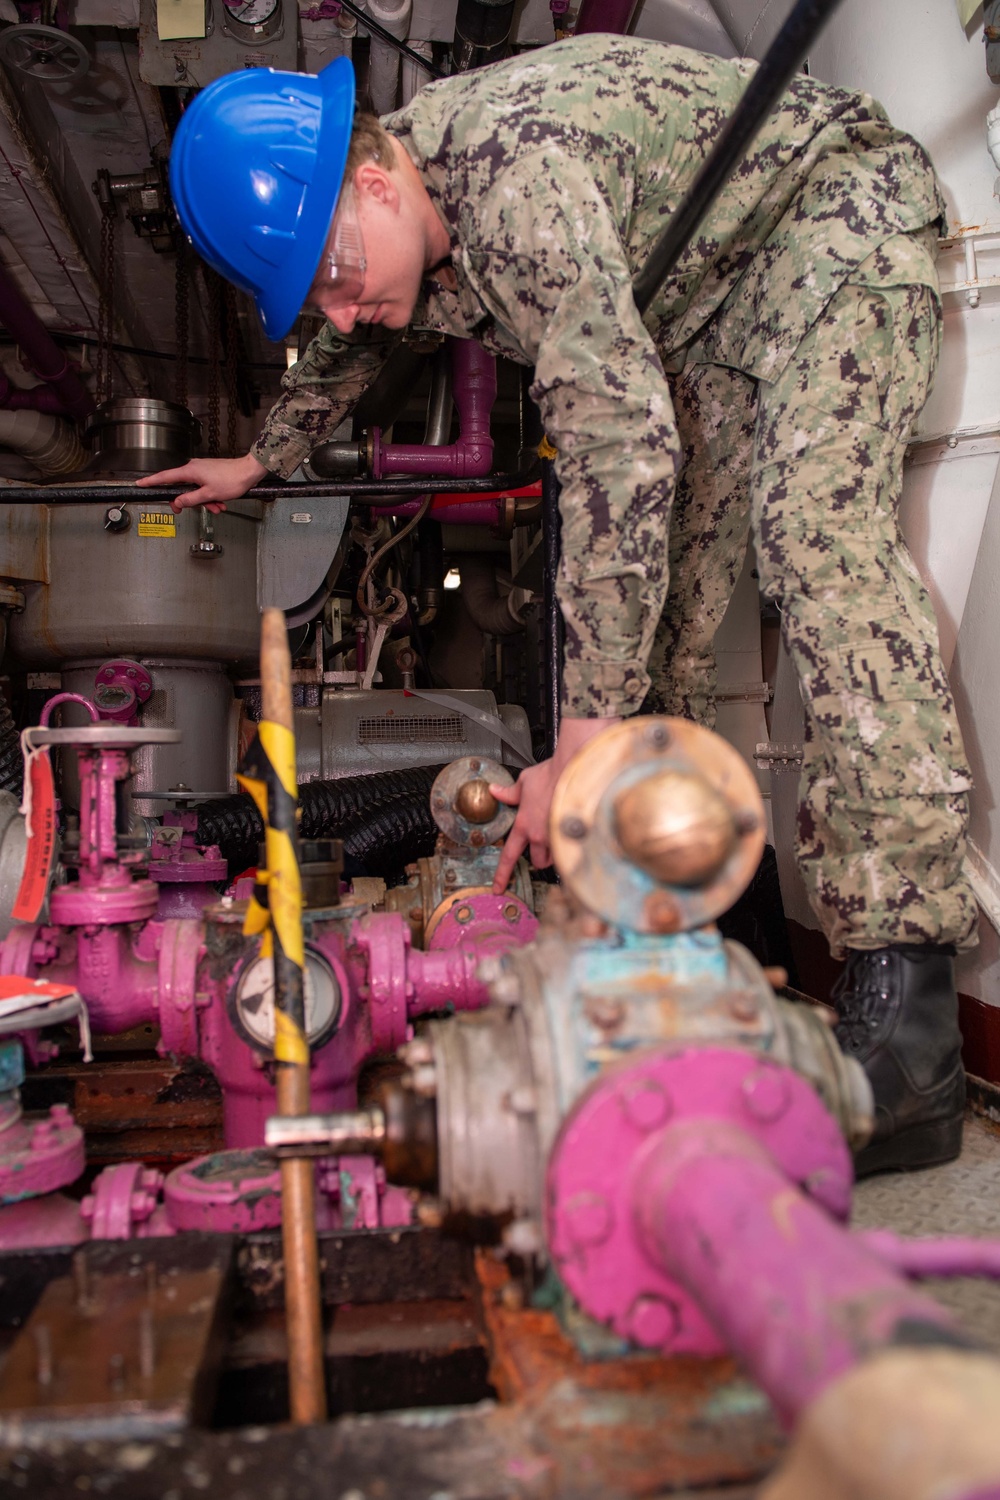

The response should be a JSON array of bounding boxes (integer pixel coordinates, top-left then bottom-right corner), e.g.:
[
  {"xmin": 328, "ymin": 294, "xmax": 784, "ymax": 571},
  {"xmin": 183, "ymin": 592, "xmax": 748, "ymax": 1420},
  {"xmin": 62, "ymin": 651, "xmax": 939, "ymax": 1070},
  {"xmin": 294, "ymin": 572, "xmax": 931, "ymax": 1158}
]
[
  {"xmin": 206, "ymin": 267, "xmax": 221, "ymax": 457},
  {"xmin": 96, "ymin": 195, "xmax": 117, "ymax": 406},
  {"xmin": 224, "ymin": 281, "xmax": 239, "ymax": 456},
  {"xmin": 174, "ymin": 240, "xmax": 189, "ymax": 408}
]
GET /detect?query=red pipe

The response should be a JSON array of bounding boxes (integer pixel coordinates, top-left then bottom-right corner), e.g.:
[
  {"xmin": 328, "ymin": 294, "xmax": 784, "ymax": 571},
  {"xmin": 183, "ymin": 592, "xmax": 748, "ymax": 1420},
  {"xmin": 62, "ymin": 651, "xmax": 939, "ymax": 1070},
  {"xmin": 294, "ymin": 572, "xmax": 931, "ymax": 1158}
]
[{"xmin": 0, "ymin": 264, "xmax": 94, "ymax": 422}]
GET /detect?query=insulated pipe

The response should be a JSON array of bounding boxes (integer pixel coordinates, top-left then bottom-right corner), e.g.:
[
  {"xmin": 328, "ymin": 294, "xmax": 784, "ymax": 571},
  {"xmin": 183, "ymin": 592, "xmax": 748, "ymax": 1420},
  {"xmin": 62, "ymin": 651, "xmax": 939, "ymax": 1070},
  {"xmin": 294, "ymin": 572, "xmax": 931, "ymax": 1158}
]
[
  {"xmin": 0, "ymin": 409, "xmax": 86, "ymax": 476},
  {"xmin": 372, "ymin": 341, "xmax": 495, "ymax": 479},
  {"xmin": 401, "ymin": 38, "xmax": 434, "ymax": 105},
  {"xmin": 452, "ymin": 552, "xmax": 526, "ymax": 635},
  {"xmin": 366, "ymin": 0, "xmax": 412, "ymax": 114},
  {"xmin": 0, "ymin": 264, "xmax": 93, "ymax": 422},
  {"xmin": 632, "ymin": 0, "xmax": 846, "ymax": 316}
]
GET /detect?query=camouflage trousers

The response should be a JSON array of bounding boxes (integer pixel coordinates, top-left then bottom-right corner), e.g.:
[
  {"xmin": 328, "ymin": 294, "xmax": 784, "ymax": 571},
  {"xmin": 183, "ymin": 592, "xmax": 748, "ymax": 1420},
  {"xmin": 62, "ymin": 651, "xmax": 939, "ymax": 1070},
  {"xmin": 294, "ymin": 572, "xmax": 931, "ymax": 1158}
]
[{"xmin": 646, "ymin": 233, "xmax": 978, "ymax": 957}]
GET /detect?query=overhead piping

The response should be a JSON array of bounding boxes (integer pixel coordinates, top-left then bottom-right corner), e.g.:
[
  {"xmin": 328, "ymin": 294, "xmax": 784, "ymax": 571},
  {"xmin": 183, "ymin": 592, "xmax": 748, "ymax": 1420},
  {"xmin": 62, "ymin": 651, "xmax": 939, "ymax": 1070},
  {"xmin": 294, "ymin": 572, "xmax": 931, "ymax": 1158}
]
[{"xmin": 0, "ymin": 261, "xmax": 94, "ymax": 422}]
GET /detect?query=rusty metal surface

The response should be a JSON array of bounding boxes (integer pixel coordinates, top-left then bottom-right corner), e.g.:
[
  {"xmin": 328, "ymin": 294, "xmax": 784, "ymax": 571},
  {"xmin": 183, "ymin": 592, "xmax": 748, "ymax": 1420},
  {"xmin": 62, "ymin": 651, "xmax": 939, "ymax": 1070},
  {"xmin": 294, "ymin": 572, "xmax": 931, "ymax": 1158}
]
[
  {"xmin": 235, "ymin": 1225, "xmax": 477, "ymax": 1310},
  {"xmin": 0, "ymin": 1237, "xmax": 234, "ymax": 1443},
  {"xmin": 477, "ymin": 1253, "xmax": 782, "ymax": 1495},
  {"xmin": 21, "ymin": 1056, "xmax": 224, "ymax": 1168}
]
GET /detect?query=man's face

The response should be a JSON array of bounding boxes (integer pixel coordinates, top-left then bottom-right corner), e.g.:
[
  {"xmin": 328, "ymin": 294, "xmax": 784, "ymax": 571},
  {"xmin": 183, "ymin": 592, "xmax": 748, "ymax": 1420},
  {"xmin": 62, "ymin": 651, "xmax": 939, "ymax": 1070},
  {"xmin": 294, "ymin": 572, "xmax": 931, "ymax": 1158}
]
[{"xmin": 307, "ymin": 166, "xmax": 426, "ymax": 335}]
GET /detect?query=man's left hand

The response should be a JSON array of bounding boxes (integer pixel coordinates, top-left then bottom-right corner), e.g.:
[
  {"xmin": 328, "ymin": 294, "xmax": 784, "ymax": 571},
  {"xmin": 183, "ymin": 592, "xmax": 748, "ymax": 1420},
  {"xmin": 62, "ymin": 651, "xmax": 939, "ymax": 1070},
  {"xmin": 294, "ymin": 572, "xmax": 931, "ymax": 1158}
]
[{"xmin": 490, "ymin": 716, "xmax": 621, "ymax": 892}]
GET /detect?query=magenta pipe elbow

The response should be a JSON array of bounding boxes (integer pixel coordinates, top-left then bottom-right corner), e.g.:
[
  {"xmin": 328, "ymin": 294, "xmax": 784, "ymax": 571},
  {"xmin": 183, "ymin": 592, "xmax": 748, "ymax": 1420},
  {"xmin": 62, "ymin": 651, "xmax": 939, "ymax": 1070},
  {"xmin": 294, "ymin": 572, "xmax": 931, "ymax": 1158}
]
[
  {"xmin": 407, "ymin": 947, "xmax": 490, "ymax": 1015},
  {"xmin": 371, "ymin": 343, "xmax": 497, "ymax": 480},
  {"xmin": 0, "ymin": 263, "xmax": 94, "ymax": 422}
]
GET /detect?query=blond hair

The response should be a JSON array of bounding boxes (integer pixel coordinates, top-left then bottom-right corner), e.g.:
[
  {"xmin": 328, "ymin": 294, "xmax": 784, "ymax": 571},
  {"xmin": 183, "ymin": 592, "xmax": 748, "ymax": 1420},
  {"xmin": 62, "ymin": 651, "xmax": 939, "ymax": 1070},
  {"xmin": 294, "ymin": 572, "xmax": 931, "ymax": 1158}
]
[{"xmin": 345, "ymin": 113, "xmax": 396, "ymax": 180}]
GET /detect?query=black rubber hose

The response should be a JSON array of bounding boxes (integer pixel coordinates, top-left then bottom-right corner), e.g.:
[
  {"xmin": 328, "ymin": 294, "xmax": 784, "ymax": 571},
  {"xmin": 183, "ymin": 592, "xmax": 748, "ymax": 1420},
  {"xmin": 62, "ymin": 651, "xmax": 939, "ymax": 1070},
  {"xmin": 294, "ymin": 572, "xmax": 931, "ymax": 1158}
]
[
  {"xmin": 0, "ymin": 688, "xmax": 22, "ymax": 799},
  {"xmin": 197, "ymin": 765, "xmax": 445, "ymax": 880}
]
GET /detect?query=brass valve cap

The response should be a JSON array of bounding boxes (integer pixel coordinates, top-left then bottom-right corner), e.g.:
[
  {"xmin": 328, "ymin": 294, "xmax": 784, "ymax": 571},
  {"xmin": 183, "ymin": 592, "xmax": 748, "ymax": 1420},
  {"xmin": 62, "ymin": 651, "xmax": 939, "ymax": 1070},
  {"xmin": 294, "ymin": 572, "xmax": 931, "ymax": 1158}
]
[
  {"xmin": 455, "ymin": 778, "xmax": 499, "ymax": 825},
  {"xmin": 614, "ymin": 768, "xmax": 737, "ymax": 888}
]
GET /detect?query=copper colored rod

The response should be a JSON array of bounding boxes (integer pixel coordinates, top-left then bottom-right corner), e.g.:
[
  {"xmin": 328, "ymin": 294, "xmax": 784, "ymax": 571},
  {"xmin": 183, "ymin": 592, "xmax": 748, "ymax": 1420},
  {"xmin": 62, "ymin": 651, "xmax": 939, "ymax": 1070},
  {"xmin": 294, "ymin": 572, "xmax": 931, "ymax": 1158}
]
[{"xmin": 260, "ymin": 607, "xmax": 327, "ymax": 1426}]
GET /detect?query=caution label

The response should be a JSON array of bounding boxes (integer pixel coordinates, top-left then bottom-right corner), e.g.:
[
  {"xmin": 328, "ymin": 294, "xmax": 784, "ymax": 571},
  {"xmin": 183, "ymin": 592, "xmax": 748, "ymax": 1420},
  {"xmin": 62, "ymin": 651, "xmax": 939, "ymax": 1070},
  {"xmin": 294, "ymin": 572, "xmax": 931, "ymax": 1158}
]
[{"xmin": 138, "ymin": 509, "xmax": 176, "ymax": 537}]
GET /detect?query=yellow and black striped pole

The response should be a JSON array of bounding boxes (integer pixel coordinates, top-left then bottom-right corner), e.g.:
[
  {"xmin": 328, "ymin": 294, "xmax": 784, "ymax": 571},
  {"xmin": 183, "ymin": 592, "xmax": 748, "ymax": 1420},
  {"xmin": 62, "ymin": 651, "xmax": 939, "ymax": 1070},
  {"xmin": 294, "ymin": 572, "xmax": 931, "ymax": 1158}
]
[{"xmin": 238, "ymin": 607, "xmax": 327, "ymax": 1425}]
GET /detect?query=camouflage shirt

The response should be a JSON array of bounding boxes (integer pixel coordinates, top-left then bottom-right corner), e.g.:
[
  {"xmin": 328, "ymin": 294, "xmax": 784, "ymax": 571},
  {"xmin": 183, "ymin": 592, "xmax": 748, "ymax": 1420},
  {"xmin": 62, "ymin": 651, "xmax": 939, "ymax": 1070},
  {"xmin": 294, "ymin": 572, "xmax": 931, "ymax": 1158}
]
[{"xmin": 251, "ymin": 35, "xmax": 946, "ymax": 717}]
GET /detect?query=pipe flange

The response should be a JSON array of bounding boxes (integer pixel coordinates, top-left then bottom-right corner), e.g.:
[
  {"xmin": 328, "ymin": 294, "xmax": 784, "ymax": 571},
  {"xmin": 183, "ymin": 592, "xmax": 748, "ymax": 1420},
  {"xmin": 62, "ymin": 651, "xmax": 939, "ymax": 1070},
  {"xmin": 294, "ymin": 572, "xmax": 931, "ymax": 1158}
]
[
  {"xmin": 546, "ymin": 1047, "xmax": 852, "ymax": 1356},
  {"xmin": 28, "ymin": 726, "xmax": 181, "ymax": 749},
  {"xmin": 549, "ymin": 718, "xmax": 765, "ymax": 934},
  {"xmin": 430, "ymin": 757, "xmax": 515, "ymax": 847}
]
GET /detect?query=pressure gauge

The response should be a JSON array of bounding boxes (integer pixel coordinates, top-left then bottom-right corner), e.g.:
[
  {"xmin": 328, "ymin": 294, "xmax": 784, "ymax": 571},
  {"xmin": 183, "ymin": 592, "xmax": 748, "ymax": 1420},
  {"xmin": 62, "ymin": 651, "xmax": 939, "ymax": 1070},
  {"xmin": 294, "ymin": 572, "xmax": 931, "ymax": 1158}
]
[
  {"xmin": 229, "ymin": 947, "xmax": 341, "ymax": 1054},
  {"xmin": 221, "ymin": 0, "xmax": 282, "ymax": 40}
]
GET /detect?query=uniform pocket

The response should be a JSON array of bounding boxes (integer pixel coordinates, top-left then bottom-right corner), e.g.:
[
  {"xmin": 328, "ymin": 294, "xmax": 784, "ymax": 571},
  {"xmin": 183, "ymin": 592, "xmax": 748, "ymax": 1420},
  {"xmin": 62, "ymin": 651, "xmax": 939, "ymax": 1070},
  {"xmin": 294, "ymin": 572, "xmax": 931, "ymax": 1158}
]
[{"xmin": 805, "ymin": 640, "xmax": 972, "ymax": 801}]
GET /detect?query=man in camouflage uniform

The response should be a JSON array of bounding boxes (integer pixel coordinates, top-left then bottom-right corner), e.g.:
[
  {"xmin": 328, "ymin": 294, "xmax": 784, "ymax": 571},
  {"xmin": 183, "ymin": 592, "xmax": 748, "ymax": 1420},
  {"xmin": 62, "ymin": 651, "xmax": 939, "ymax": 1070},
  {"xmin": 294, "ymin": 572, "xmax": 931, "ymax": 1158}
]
[{"xmin": 145, "ymin": 34, "xmax": 977, "ymax": 1172}]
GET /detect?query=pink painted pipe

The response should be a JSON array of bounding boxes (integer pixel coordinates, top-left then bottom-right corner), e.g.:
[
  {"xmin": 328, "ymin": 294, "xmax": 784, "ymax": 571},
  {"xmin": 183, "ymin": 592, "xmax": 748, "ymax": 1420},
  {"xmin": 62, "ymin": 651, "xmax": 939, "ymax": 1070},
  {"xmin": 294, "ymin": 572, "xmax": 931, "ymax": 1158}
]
[
  {"xmin": 372, "ymin": 341, "xmax": 496, "ymax": 479},
  {"xmin": 634, "ymin": 1123, "xmax": 961, "ymax": 1428}
]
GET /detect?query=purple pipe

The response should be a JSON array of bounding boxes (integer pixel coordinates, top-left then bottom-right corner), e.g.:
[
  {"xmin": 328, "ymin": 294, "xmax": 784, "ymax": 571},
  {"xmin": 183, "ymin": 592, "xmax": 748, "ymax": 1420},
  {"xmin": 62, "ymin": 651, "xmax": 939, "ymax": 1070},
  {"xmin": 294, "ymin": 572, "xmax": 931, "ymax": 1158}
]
[
  {"xmin": 372, "ymin": 499, "xmax": 506, "ymax": 526},
  {"xmin": 0, "ymin": 373, "xmax": 73, "ymax": 417},
  {"xmin": 0, "ymin": 263, "xmax": 94, "ymax": 422},
  {"xmin": 635, "ymin": 1123, "xmax": 960, "ymax": 1428},
  {"xmin": 572, "ymin": 0, "xmax": 640, "ymax": 35},
  {"xmin": 372, "ymin": 341, "xmax": 495, "ymax": 479}
]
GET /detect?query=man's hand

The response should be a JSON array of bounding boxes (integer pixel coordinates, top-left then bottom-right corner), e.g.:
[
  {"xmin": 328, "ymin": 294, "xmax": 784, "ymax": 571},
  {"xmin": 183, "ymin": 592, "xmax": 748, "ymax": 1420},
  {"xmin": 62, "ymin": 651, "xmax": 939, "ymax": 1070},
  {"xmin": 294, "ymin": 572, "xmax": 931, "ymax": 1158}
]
[
  {"xmin": 490, "ymin": 716, "xmax": 621, "ymax": 893},
  {"xmin": 136, "ymin": 454, "xmax": 269, "ymax": 513}
]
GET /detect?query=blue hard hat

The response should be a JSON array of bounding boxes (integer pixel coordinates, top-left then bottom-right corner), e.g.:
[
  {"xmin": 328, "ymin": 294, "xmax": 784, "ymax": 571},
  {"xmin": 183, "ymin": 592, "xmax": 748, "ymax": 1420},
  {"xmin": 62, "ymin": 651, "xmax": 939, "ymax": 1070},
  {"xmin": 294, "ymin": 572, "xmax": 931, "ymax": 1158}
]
[{"xmin": 169, "ymin": 56, "xmax": 355, "ymax": 341}]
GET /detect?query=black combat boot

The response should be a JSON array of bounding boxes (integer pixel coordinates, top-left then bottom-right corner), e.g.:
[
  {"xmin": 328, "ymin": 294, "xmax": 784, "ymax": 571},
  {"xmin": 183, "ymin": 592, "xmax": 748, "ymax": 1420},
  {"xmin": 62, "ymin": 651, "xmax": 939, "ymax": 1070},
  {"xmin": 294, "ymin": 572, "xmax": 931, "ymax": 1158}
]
[{"xmin": 832, "ymin": 944, "xmax": 965, "ymax": 1176}]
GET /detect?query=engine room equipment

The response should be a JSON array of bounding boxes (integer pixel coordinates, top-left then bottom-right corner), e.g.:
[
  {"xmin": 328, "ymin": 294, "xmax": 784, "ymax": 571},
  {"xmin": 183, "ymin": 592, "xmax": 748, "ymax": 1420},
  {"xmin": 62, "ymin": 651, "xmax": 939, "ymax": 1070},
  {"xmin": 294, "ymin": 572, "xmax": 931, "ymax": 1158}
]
[
  {"xmin": 0, "ymin": 708, "xmax": 537, "ymax": 1249},
  {"xmin": 83, "ymin": 397, "xmax": 201, "ymax": 476},
  {"xmin": 137, "ymin": 0, "xmax": 299, "ymax": 86},
  {"xmin": 270, "ymin": 718, "xmax": 869, "ymax": 1253},
  {"xmin": 265, "ymin": 716, "xmax": 1000, "ymax": 1497}
]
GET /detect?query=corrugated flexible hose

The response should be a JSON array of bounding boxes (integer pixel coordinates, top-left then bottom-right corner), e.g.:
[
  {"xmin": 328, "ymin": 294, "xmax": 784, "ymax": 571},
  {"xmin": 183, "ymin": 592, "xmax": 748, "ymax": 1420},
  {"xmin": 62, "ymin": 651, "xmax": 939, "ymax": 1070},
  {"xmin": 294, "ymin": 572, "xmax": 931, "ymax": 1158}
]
[
  {"xmin": 197, "ymin": 765, "xmax": 446, "ymax": 879},
  {"xmin": 0, "ymin": 688, "xmax": 22, "ymax": 799}
]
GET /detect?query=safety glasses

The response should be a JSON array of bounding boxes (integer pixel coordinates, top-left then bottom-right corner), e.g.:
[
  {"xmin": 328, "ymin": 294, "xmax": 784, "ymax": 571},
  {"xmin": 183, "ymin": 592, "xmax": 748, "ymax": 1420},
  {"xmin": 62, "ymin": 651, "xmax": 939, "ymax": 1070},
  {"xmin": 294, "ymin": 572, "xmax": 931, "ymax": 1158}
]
[{"xmin": 305, "ymin": 187, "xmax": 367, "ymax": 311}]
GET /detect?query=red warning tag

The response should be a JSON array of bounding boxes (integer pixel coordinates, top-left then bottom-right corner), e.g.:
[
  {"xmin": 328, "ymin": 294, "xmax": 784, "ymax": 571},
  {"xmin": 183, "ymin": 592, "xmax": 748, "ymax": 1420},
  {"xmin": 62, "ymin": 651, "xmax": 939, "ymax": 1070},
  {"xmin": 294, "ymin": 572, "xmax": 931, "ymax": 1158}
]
[{"xmin": 12, "ymin": 746, "xmax": 56, "ymax": 923}]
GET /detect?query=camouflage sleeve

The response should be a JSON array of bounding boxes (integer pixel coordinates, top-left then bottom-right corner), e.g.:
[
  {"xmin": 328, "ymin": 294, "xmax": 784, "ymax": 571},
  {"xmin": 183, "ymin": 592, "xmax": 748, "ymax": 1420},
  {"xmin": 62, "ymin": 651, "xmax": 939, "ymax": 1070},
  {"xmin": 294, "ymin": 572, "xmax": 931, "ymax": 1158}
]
[
  {"xmin": 250, "ymin": 321, "xmax": 401, "ymax": 479},
  {"xmin": 463, "ymin": 152, "xmax": 680, "ymax": 719}
]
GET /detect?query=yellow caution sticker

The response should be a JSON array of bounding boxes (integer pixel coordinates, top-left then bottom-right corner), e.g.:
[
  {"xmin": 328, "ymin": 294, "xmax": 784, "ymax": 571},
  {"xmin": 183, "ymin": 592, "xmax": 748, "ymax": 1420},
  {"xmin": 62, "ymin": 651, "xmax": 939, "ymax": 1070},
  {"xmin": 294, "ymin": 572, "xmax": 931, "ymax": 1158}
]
[{"xmin": 137, "ymin": 509, "xmax": 176, "ymax": 538}]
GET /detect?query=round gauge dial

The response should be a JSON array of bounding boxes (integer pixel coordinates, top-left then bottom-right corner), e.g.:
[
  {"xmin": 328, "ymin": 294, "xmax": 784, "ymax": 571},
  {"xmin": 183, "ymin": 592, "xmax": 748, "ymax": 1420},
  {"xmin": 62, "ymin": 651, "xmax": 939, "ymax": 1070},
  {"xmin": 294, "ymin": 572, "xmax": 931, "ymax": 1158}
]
[
  {"xmin": 230, "ymin": 948, "xmax": 341, "ymax": 1053},
  {"xmin": 222, "ymin": 0, "xmax": 280, "ymax": 24}
]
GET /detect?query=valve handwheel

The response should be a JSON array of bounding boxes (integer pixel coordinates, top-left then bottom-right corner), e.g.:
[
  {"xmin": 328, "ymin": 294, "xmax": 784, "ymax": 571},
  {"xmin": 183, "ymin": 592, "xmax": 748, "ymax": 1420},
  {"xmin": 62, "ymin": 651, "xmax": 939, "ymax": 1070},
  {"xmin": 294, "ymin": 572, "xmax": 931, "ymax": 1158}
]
[{"xmin": 0, "ymin": 24, "xmax": 89, "ymax": 82}]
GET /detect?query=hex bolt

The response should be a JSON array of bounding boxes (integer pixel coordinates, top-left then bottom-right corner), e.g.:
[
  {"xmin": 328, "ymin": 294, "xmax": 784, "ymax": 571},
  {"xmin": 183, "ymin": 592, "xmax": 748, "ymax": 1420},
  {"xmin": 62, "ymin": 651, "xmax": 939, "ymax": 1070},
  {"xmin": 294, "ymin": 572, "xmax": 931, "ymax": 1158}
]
[
  {"xmin": 742, "ymin": 1067, "xmax": 792, "ymax": 1124},
  {"xmin": 647, "ymin": 723, "xmax": 671, "ymax": 750},
  {"xmin": 619, "ymin": 1078, "xmax": 672, "ymax": 1133},
  {"xmin": 34, "ymin": 1323, "xmax": 53, "ymax": 1388},
  {"xmin": 585, "ymin": 995, "xmax": 626, "ymax": 1032},
  {"xmin": 139, "ymin": 1306, "xmax": 155, "ymax": 1379},
  {"xmin": 645, "ymin": 891, "xmax": 682, "ymax": 934},
  {"xmin": 559, "ymin": 815, "xmax": 588, "ymax": 840},
  {"xmin": 469, "ymin": 830, "xmax": 486, "ymax": 847},
  {"xmin": 627, "ymin": 1294, "xmax": 679, "ymax": 1349},
  {"xmin": 727, "ymin": 990, "xmax": 760, "ymax": 1022},
  {"xmin": 468, "ymin": 759, "xmax": 481, "ymax": 774},
  {"xmin": 490, "ymin": 972, "xmax": 523, "ymax": 1006},
  {"xmin": 562, "ymin": 1191, "xmax": 614, "ymax": 1249}
]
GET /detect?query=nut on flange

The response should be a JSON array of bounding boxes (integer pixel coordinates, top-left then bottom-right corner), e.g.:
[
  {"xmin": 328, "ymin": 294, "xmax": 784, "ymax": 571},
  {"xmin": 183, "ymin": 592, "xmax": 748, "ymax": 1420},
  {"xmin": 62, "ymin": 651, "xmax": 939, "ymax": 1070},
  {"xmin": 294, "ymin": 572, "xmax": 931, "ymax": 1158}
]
[
  {"xmin": 430, "ymin": 756, "xmax": 515, "ymax": 848},
  {"xmin": 615, "ymin": 769, "xmax": 737, "ymax": 887},
  {"xmin": 549, "ymin": 717, "xmax": 766, "ymax": 935}
]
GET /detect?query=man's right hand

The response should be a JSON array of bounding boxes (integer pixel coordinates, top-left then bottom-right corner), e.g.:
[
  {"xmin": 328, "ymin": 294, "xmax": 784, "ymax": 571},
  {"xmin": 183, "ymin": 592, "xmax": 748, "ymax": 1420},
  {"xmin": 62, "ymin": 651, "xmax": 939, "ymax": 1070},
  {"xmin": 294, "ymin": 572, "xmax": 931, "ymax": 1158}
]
[{"xmin": 136, "ymin": 453, "xmax": 269, "ymax": 513}]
